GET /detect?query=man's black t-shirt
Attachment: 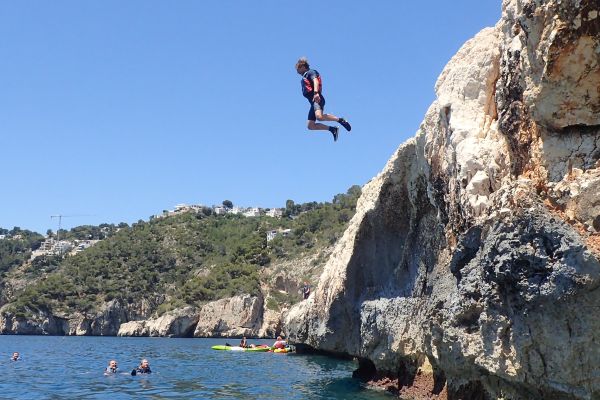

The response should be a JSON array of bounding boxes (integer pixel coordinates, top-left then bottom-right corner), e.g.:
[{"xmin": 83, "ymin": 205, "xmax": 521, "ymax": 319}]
[{"xmin": 301, "ymin": 69, "xmax": 322, "ymax": 101}]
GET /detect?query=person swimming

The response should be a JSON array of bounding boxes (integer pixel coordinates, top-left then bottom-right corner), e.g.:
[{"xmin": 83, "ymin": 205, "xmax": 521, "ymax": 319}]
[
  {"xmin": 11, "ymin": 352, "xmax": 20, "ymax": 361},
  {"xmin": 104, "ymin": 360, "xmax": 118, "ymax": 375},
  {"xmin": 131, "ymin": 359, "xmax": 152, "ymax": 376}
]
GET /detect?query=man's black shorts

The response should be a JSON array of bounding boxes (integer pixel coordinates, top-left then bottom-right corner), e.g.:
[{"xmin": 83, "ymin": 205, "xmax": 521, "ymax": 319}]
[{"xmin": 307, "ymin": 96, "xmax": 326, "ymax": 121}]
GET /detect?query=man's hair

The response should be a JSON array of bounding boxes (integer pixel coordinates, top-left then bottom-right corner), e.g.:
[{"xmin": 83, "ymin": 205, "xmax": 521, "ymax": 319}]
[{"xmin": 295, "ymin": 57, "xmax": 309, "ymax": 70}]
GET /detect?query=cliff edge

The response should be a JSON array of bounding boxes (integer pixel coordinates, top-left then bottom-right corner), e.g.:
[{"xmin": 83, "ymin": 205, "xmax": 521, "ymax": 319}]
[{"xmin": 284, "ymin": 1, "xmax": 600, "ymax": 399}]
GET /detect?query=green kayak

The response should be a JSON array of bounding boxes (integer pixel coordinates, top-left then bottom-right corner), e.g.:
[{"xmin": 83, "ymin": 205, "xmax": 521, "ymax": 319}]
[{"xmin": 211, "ymin": 345, "xmax": 271, "ymax": 352}]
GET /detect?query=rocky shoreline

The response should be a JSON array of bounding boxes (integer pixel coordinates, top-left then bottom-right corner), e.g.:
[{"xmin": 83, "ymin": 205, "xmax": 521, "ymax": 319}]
[{"xmin": 0, "ymin": 294, "xmax": 283, "ymax": 338}]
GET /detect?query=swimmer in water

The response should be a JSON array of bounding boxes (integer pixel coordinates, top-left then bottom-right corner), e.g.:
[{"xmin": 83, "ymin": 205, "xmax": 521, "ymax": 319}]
[
  {"xmin": 131, "ymin": 359, "xmax": 151, "ymax": 376},
  {"xmin": 11, "ymin": 352, "xmax": 20, "ymax": 361},
  {"xmin": 104, "ymin": 359, "xmax": 118, "ymax": 375}
]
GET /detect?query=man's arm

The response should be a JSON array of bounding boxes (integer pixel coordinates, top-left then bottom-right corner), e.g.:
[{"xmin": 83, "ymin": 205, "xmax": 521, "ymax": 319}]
[
  {"xmin": 312, "ymin": 77, "xmax": 320, "ymax": 94},
  {"xmin": 312, "ymin": 77, "xmax": 321, "ymax": 102}
]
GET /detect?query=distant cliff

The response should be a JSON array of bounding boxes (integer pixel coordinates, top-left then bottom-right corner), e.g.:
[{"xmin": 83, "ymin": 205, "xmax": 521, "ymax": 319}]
[
  {"xmin": 0, "ymin": 188, "xmax": 360, "ymax": 337},
  {"xmin": 285, "ymin": 1, "xmax": 600, "ymax": 399}
]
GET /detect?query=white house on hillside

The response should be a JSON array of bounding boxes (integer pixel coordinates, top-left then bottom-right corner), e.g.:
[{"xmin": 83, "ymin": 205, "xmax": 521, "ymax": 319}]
[
  {"xmin": 214, "ymin": 206, "xmax": 227, "ymax": 215},
  {"xmin": 243, "ymin": 207, "xmax": 261, "ymax": 217},
  {"xmin": 266, "ymin": 208, "xmax": 284, "ymax": 218},
  {"xmin": 230, "ymin": 207, "xmax": 244, "ymax": 215},
  {"xmin": 267, "ymin": 228, "xmax": 292, "ymax": 242}
]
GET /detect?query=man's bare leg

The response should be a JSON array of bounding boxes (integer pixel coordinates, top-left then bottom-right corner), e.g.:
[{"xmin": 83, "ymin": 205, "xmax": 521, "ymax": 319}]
[
  {"xmin": 307, "ymin": 120, "xmax": 338, "ymax": 141},
  {"xmin": 315, "ymin": 110, "xmax": 339, "ymax": 122},
  {"xmin": 315, "ymin": 110, "xmax": 352, "ymax": 131},
  {"xmin": 307, "ymin": 120, "xmax": 330, "ymax": 131}
]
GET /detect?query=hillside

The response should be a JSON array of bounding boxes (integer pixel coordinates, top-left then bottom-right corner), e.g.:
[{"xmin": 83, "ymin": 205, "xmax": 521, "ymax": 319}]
[{"xmin": 0, "ymin": 186, "xmax": 361, "ymax": 334}]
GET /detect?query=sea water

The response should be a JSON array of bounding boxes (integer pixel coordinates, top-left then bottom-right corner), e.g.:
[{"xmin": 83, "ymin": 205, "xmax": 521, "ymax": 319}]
[{"xmin": 1, "ymin": 336, "xmax": 394, "ymax": 399}]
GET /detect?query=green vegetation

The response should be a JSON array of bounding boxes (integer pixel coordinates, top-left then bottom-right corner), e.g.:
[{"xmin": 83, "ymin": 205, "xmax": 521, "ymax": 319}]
[
  {"xmin": 3, "ymin": 185, "xmax": 361, "ymax": 317},
  {"xmin": 0, "ymin": 228, "xmax": 44, "ymax": 275},
  {"xmin": 53, "ymin": 223, "xmax": 123, "ymax": 241}
]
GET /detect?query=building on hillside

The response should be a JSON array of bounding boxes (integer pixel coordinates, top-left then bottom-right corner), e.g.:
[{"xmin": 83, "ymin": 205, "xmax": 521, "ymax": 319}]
[
  {"xmin": 214, "ymin": 206, "xmax": 227, "ymax": 215},
  {"xmin": 230, "ymin": 207, "xmax": 244, "ymax": 215},
  {"xmin": 266, "ymin": 230, "xmax": 278, "ymax": 242},
  {"xmin": 174, "ymin": 204, "xmax": 189, "ymax": 212},
  {"xmin": 54, "ymin": 241, "xmax": 73, "ymax": 255},
  {"xmin": 0, "ymin": 235, "xmax": 5, "ymax": 240},
  {"xmin": 267, "ymin": 228, "xmax": 293, "ymax": 242},
  {"xmin": 39, "ymin": 238, "xmax": 56, "ymax": 252},
  {"xmin": 243, "ymin": 207, "xmax": 261, "ymax": 217},
  {"xmin": 266, "ymin": 208, "xmax": 284, "ymax": 218},
  {"xmin": 31, "ymin": 238, "xmax": 75, "ymax": 259},
  {"xmin": 73, "ymin": 239, "xmax": 99, "ymax": 253}
]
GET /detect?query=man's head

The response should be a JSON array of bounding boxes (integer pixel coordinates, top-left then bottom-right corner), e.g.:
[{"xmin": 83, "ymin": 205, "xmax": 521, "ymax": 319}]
[
  {"xmin": 141, "ymin": 359, "xmax": 149, "ymax": 368},
  {"xmin": 277, "ymin": 336, "xmax": 282, "ymax": 341},
  {"xmin": 108, "ymin": 360, "xmax": 118, "ymax": 369},
  {"xmin": 295, "ymin": 57, "xmax": 309, "ymax": 75},
  {"xmin": 12, "ymin": 352, "xmax": 19, "ymax": 360}
]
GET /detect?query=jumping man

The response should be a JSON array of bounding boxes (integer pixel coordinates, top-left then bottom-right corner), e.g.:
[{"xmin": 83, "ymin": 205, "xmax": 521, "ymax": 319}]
[{"xmin": 295, "ymin": 57, "xmax": 351, "ymax": 142}]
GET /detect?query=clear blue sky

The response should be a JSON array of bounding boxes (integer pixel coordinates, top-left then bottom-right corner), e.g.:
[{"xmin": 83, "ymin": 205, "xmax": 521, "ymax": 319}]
[{"xmin": 1, "ymin": 1, "xmax": 500, "ymax": 234}]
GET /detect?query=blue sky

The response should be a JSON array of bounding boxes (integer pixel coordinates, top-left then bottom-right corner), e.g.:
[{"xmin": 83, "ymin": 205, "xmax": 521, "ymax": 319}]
[{"xmin": 1, "ymin": 1, "xmax": 500, "ymax": 234}]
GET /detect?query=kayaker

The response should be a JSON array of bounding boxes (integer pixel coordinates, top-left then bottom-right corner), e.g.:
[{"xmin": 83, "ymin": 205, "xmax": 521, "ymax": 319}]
[
  {"xmin": 272, "ymin": 336, "xmax": 287, "ymax": 350},
  {"xmin": 131, "ymin": 359, "xmax": 152, "ymax": 376},
  {"xmin": 240, "ymin": 336, "xmax": 248, "ymax": 348},
  {"xmin": 104, "ymin": 359, "xmax": 119, "ymax": 375}
]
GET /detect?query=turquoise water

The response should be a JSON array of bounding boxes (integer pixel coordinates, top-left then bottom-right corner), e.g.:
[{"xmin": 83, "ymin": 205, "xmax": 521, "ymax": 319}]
[{"xmin": 1, "ymin": 336, "xmax": 393, "ymax": 399}]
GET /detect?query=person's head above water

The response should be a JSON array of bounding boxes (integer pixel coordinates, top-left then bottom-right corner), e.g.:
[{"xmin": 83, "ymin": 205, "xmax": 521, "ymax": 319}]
[
  {"xmin": 108, "ymin": 360, "xmax": 118, "ymax": 369},
  {"xmin": 140, "ymin": 359, "xmax": 149, "ymax": 368},
  {"xmin": 11, "ymin": 352, "xmax": 19, "ymax": 361},
  {"xmin": 295, "ymin": 57, "xmax": 309, "ymax": 75}
]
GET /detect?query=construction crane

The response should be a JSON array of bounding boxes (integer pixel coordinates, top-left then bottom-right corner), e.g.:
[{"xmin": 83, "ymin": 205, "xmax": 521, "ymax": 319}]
[{"xmin": 50, "ymin": 214, "xmax": 92, "ymax": 245}]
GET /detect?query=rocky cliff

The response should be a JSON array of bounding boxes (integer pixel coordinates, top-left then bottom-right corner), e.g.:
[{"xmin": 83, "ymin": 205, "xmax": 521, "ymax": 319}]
[{"xmin": 285, "ymin": 1, "xmax": 600, "ymax": 399}]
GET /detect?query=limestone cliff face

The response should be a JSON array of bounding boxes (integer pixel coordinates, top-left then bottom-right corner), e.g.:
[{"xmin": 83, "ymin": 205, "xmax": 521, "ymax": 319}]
[
  {"xmin": 193, "ymin": 294, "xmax": 263, "ymax": 337},
  {"xmin": 116, "ymin": 295, "xmax": 265, "ymax": 338},
  {"xmin": 285, "ymin": 1, "xmax": 600, "ymax": 399},
  {"xmin": 117, "ymin": 307, "xmax": 199, "ymax": 337},
  {"xmin": 0, "ymin": 293, "xmax": 274, "ymax": 338}
]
